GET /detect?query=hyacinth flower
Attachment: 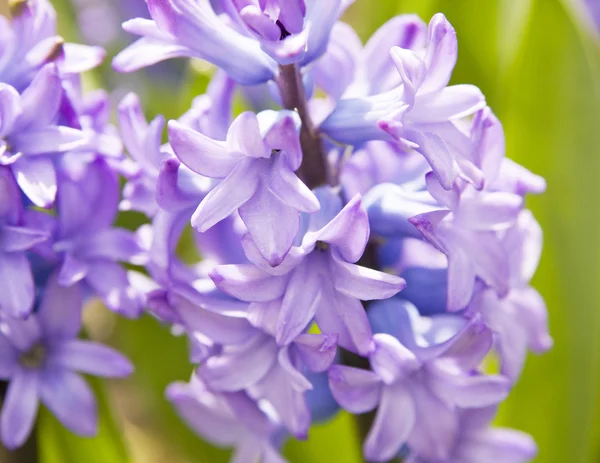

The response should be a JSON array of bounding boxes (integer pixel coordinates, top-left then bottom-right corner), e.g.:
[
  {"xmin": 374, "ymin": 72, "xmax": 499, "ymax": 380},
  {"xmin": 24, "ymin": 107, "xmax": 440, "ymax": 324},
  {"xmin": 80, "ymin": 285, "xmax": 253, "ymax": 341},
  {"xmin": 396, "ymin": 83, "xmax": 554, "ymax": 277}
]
[
  {"xmin": 321, "ymin": 14, "xmax": 486, "ymax": 189},
  {"xmin": 0, "ymin": 167, "xmax": 49, "ymax": 318},
  {"xmin": 0, "ymin": 272, "xmax": 133, "ymax": 449},
  {"xmin": 467, "ymin": 210, "xmax": 553, "ymax": 380},
  {"xmin": 168, "ymin": 376, "xmax": 287, "ymax": 463},
  {"xmin": 0, "ymin": 64, "xmax": 88, "ymax": 207},
  {"xmin": 0, "ymin": 0, "xmax": 104, "ymax": 91},
  {"xmin": 329, "ymin": 300, "xmax": 510, "ymax": 462},
  {"xmin": 169, "ymin": 110, "xmax": 320, "ymax": 265},
  {"xmin": 405, "ymin": 407, "xmax": 537, "ymax": 463},
  {"xmin": 113, "ymin": 0, "xmax": 352, "ymax": 84},
  {"xmin": 211, "ymin": 188, "xmax": 405, "ymax": 354},
  {"xmin": 408, "ymin": 172, "xmax": 522, "ymax": 311},
  {"xmin": 27, "ymin": 159, "xmax": 148, "ymax": 317}
]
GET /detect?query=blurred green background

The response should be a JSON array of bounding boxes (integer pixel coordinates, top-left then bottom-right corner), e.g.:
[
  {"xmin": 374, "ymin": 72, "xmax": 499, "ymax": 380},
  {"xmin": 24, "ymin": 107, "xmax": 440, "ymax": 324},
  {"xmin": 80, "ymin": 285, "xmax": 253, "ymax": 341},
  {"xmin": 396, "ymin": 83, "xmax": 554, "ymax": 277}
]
[{"xmin": 11, "ymin": 0, "xmax": 600, "ymax": 462}]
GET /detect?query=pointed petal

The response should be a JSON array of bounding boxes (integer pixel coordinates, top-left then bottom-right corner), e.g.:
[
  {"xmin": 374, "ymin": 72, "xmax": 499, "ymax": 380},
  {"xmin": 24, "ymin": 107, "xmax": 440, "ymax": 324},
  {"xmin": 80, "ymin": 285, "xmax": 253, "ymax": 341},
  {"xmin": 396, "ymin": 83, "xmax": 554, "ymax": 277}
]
[
  {"xmin": 50, "ymin": 340, "xmax": 133, "ymax": 378},
  {"xmin": 269, "ymin": 154, "xmax": 319, "ymax": 212},
  {"xmin": 407, "ymin": 130, "xmax": 458, "ymax": 190},
  {"xmin": 0, "ymin": 369, "xmax": 39, "ymax": 450},
  {"xmin": 456, "ymin": 192, "xmax": 522, "ymax": 231},
  {"xmin": 11, "ymin": 157, "xmax": 57, "ymax": 208},
  {"xmin": 315, "ymin": 286, "xmax": 373, "ymax": 355},
  {"xmin": 458, "ymin": 428, "xmax": 537, "ymax": 463},
  {"xmin": 408, "ymin": 385, "xmax": 458, "ymax": 461},
  {"xmin": 293, "ymin": 333, "xmax": 338, "ymax": 372},
  {"xmin": 332, "ymin": 255, "xmax": 405, "ymax": 300},
  {"xmin": 57, "ymin": 253, "xmax": 89, "ymax": 286},
  {"xmin": 427, "ymin": 364, "xmax": 511, "ymax": 408},
  {"xmin": 370, "ymin": 334, "xmax": 419, "ymax": 385},
  {"xmin": 239, "ymin": 182, "xmax": 298, "ymax": 266},
  {"xmin": 328, "ymin": 365, "xmax": 382, "ymax": 413},
  {"xmin": 198, "ymin": 336, "xmax": 278, "ymax": 391},
  {"xmin": 419, "ymin": 13, "xmax": 458, "ymax": 94},
  {"xmin": 191, "ymin": 159, "xmax": 259, "ymax": 232},
  {"xmin": 364, "ymin": 383, "xmax": 415, "ymax": 462},
  {"xmin": 39, "ymin": 369, "xmax": 97, "ymax": 436},
  {"xmin": 10, "ymin": 126, "xmax": 87, "ymax": 155},
  {"xmin": 210, "ymin": 264, "xmax": 289, "ymax": 302},
  {"xmin": 410, "ymin": 85, "xmax": 486, "ymax": 123},
  {"xmin": 172, "ymin": 293, "xmax": 255, "ymax": 345},
  {"xmin": 38, "ymin": 271, "xmax": 83, "ymax": 339},
  {"xmin": 168, "ymin": 120, "xmax": 238, "ymax": 178},
  {"xmin": 0, "ymin": 251, "xmax": 35, "ymax": 318},
  {"xmin": 226, "ymin": 112, "xmax": 266, "ymax": 158},
  {"xmin": 276, "ymin": 261, "xmax": 322, "ymax": 345},
  {"xmin": 113, "ymin": 37, "xmax": 195, "ymax": 73},
  {"xmin": 15, "ymin": 64, "xmax": 61, "ymax": 130},
  {"xmin": 305, "ymin": 194, "xmax": 369, "ymax": 263},
  {"xmin": 0, "ymin": 84, "xmax": 20, "ymax": 139},
  {"xmin": 363, "ymin": 15, "xmax": 427, "ymax": 93},
  {"xmin": 60, "ymin": 44, "xmax": 105, "ymax": 74},
  {"xmin": 0, "ymin": 225, "xmax": 48, "ymax": 252}
]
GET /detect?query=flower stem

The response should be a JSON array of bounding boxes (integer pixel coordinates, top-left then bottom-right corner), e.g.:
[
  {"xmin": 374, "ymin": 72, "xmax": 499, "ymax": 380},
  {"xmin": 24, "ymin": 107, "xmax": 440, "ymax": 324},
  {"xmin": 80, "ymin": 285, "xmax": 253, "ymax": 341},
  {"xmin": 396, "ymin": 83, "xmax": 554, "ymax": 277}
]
[
  {"xmin": 0, "ymin": 381, "xmax": 38, "ymax": 462},
  {"xmin": 277, "ymin": 64, "xmax": 329, "ymax": 189}
]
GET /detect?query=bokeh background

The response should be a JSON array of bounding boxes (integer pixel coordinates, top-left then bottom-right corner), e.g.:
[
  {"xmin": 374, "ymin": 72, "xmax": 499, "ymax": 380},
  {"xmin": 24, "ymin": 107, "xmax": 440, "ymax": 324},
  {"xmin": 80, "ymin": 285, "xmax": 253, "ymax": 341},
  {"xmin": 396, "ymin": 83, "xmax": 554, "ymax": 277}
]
[{"xmin": 2, "ymin": 0, "xmax": 599, "ymax": 462}]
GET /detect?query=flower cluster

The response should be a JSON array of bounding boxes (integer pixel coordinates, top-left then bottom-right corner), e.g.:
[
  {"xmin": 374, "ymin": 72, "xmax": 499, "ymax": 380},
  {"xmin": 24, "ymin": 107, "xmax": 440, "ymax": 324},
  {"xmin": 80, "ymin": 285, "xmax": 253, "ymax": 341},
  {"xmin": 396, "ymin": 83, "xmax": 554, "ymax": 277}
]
[
  {"xmin": 0, "ymin": 0, "xmax": 135, "ymax": 448},
  {"xmin": 0, "ymin": 1, "xmax": 551, "ymax": 462}
]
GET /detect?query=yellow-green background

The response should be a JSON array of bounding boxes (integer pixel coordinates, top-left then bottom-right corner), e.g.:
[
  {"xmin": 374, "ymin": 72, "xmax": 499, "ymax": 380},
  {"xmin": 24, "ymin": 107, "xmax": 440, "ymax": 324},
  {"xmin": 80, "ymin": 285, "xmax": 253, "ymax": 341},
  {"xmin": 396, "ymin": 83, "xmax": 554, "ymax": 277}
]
[{"xmin": 18, "ymin": 0, "xmax": 600, "ymax": 462}]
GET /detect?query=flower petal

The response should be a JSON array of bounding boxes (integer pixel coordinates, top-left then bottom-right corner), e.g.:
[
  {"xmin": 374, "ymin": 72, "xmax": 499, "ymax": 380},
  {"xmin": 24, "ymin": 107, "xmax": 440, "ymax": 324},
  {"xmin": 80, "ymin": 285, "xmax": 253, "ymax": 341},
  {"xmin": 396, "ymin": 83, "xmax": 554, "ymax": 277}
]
[
  {"xmin": 38, "ymin": 271, "xmax": 83, "ymax": 339},
  {"xmin": 364, "ymin": 383, "xmax": 415, "ymax": 462},
  {"xmin": 328, "ymin": 365, "xmax": 382, "ymax": 413},
  {"xmin": 419, "ymin": 13, "xmax": 458, "ymax": 95},
  {"xmin": 210, "ymin": 264, "xmax": 289, "ymax": 302},
  {"xmin": 370, "ymin": 334, "xmax": 419, "ymax": 385},
  {"xmin": 191, "ymin": 159, "xmax": 260, "ymax": 232},
  {"xmin": 293, "ymin": 333, "xmax": 338, "ymax": 372},
  {"xmin": 11, "ymin": 157, "xmax": 57, "ymax": 208},
  {"xmin": 0, "ymin": 225, "xmax": 48, "ymax": 252},
  {"xmin": 0, "ymin": 251, "xmax": 35, "ymax": 318},
  {"xmin": 39, "ymin": 369, "xmax": 97, "ymax": 437},
  {"xmin": 169, "ymin": 120, "xmax": 238, "ymax": 178},
  {"xmin": 276, "ymin": 261, "xmax": 322, "ymax": 345},
  {"xmin": 198, "ymin": 335, "xmax": 278, "ymax": 391},
  {"xmin": 239, "ymin": 182, "xmax": 298, "ymax": 266},
  {"xmin": 50, "ymin": 340, "xmax": 133, "ymax": 378},
  {"xmin": 0, "ymin": 369, "xmax": 39, "ymax": 450},
  {"xmin": 331, "ymin": 255, "xmax": 406, "ymax": 301}
]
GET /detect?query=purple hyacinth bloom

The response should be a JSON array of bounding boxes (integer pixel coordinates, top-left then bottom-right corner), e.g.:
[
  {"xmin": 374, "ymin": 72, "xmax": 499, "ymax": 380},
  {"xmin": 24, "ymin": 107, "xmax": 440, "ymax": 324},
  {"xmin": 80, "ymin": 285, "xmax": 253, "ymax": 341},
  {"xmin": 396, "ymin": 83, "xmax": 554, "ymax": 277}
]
[
  {"xmin": 113, "ymin": 0, "xmax": 278, "ymax": 84},
  {"xmin": 0, "ymin": 271, "xmax": 133, "ymax": 449},
  {"xmin": 0, "ymin": 0, "xmax": 105, "ymax": 91},
  {"xmin": 321, "ymin": 14, "xmax": 486, "ymax": 189},
  {"xmin": 226, "ymin": 0, "xmax": 351, "ymax": 66},
  {"xmin": 468, "ymin": 210, "xmax": 552, "ymax": 380},
  {"xmin": 406, "ymin": 407, "xmax": 537, "ymax": 463},
  {"xmin": 33, "ymin": 159, "xmax": 147, "ymax": 317},
  {"xmin": 169, "ymin": 110, "xmax": 320, "ymax": 266},
  {"xmin": 117, "ymin": 92, "xmax": 166, "ymax": 216},
  {"xmin": 167, "ymin": 376, "xmax": 287, "ymax": 463},
  {"xmin": 113, "ymin": 0, "xmax": 352, "ymax": 84},
  {"xmin": 329, "ymin": 300, "xmax": 511, "ymax": 462},
  {"xmin": 0, "ymin": 64, "xmax": 88, "ymax": 207},
  {"xmin": 196, "ymin": 327, "xmax": 338, "ymax": 438},
  {"xmin": 409, "ymin": 173, "xmax": 522, "ymax": 311},
  {"xmin": 211, "ymin": 188, "xmax": 405, "ymax": 354},
  {"xmin": 0, "ymin": 167, "xmax": 49, "ymax": 318}
]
